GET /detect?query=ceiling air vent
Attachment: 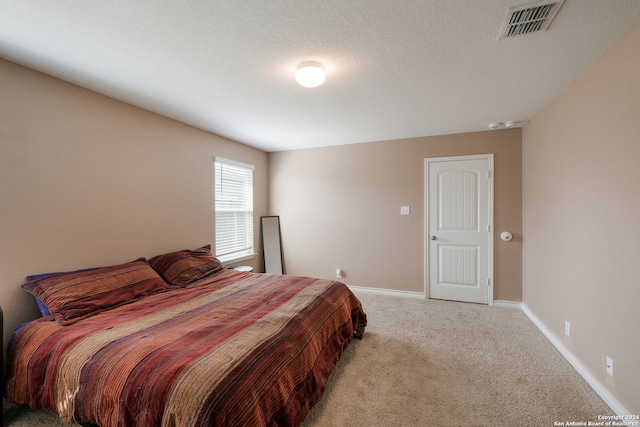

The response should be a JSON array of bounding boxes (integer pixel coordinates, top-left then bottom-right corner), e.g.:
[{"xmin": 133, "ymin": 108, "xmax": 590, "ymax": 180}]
[{"xmin": 498, "ymin": 0, "xmax": 565, "ymax": 39}]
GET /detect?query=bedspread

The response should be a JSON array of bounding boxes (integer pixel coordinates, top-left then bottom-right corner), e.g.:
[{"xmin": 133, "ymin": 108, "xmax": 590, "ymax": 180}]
[{"xmin": 5, "ymin": 269, "xmax": 367, "ymax": 427}]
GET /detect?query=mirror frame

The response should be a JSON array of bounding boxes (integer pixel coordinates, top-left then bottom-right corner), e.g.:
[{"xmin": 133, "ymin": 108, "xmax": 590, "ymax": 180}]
[{"xmin": 261, "ymin": 216, "xmax": 284, "ymax": 274}]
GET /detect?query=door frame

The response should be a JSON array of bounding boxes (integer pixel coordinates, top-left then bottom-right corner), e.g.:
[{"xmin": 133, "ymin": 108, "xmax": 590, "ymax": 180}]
[{"xmin": 424, "ymin": 154, "xmax": 494, "ymax": 305}]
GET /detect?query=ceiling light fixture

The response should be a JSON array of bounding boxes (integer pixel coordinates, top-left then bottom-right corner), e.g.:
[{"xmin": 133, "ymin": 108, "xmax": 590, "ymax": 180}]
[{"xmin": 295, "ymin": 61, "xmax": 326, "ymax": 88}]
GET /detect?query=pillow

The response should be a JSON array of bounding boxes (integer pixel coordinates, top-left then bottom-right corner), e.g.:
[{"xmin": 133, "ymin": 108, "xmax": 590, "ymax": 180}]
[
  {"xmin": 27, "ymin": 267, "xmax": 102, "ymax": 316},
  {"xmin": 148, "ymin": 244, "xmax": 224, "ymax": 287},
  {"xmin": 22, "ymin": 259, "xmax": 171, "ymax": 325}
]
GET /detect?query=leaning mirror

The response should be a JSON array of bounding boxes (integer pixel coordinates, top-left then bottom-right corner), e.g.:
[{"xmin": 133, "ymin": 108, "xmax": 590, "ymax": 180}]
[{"xmin": 261, "ymin": 216, "xmax": 284, "ymax": 275}]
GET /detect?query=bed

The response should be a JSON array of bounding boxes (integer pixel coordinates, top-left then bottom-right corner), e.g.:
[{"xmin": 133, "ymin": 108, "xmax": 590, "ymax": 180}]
[{"xmin": 4, "ymin": 245, "xmax": 367, "ymax": 427}]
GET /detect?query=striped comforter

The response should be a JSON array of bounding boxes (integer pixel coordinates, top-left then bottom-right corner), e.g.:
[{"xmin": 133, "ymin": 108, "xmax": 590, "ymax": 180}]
[{"xmin": 5, "ymin": 269, "xmax": 367, "ymax": 427}]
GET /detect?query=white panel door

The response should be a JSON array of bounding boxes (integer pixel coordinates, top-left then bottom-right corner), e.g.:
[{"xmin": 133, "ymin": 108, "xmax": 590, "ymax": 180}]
[{"xmin": 426, "ymin": 155, "xmax": 493, "ymax": 304}]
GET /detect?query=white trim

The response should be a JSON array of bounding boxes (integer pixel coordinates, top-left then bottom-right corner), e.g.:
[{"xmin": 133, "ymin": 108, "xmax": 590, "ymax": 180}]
[
  {"xmin": 213, "ymin": 156, "xmax": 255, "ymax": 170},
  {"xmin": 521, "ymin": 304, "xmax": 634, "ymax": 417},
  {"xmin": 347, "ymin": 285, "xmax": 426, "ymax": 299},
  {"xmin": 493, "ymin": 300, "xmax": 522, "ymax": 309},
  {"xmin": 219, "ymin": 252, "xmax": 257, "ymax": 265},
  {"xmin": 487, "ymin": 154, "xmax": 494, "ymax": 306},
  {"xmin": 424, "ymin": 154, "xmax": 495, "ymax": 305}
]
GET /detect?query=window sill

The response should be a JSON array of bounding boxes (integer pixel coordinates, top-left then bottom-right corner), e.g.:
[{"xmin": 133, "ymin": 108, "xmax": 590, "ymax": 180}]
[{"xmin": 219, "ymin": 253, "xmax": 257, "ymax": 266}]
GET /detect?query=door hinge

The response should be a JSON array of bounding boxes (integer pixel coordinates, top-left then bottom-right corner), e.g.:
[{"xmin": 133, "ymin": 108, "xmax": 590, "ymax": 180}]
[{"xmin": 487, "ymin": 278, "xmax": 491, "ymax": 287}]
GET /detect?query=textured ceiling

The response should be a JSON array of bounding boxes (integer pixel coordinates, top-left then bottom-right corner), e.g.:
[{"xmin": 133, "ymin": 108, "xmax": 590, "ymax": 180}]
[{"xmin": 1, "ymin": 1, "xmax": 639, "ymax": 152}]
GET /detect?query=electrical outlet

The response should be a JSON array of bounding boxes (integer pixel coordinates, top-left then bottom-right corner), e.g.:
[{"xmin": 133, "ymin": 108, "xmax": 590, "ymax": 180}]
[
  {"xmin": 564, "ymin": 320, "xmax": 571, "ymax": 337},
  {"xmin": 606, "ymin": 356, "xmax": 614, "ymax": 377}
]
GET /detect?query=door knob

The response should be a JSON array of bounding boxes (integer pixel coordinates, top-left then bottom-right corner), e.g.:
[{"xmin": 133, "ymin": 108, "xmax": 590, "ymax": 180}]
[{"xmin": 430, "ymin": 236, "xmax": 437, "ymax": 240}]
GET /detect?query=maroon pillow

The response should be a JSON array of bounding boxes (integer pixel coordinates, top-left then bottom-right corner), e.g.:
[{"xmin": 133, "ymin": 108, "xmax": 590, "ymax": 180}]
[
  {"xmin": 148, "ymin": 245, "xmax": 224, "ymax": 287},
  {"xmin": 22, "ymin": 259, "xmax": 171, "ymax": 325}
]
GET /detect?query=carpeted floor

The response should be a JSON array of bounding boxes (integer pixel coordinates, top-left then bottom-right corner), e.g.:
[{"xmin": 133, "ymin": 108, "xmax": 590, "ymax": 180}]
[
  {"xmin": 3, "ymin": 292, "xmax": 613, "ymax": 426},
  {"xmin": 301, "ymin": 293, "xmax": 613, "ymax": 426}
]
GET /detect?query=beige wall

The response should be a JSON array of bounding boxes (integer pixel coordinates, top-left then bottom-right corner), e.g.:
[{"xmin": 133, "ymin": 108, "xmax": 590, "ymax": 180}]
[
  {"xmin": 522, "ymin": 25, "xmax": 640, "ymax": 414},
  {"xmin": 269, "ymin": 130, "xmax": 522, "ymax": 301},
  {"xmin": 0, "ymin": 58, "xmax": 268, "ymax": 351}
]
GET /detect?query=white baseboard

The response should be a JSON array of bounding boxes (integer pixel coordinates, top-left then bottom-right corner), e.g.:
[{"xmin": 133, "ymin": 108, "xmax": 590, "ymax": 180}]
[
  {"xmin": 347, "ymin": 285, "xmax": 426, "ymax": 299},
  {"xmin": 493, "ymin": 300, "xmax": 522, "ymax": 309},
  {"xmin": 349, "ymin": 291, "xmax": 524, "ymax": 307},
  {"xmin": 521, "ymin": 304, "xmax": 634, "ymax": 417}
]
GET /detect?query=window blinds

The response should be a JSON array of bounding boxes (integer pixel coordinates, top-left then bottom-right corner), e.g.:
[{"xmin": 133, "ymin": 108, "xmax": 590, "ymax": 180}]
[{"xmin": 214, "ymin": 158, "xmax": 254, "ymax": 262}]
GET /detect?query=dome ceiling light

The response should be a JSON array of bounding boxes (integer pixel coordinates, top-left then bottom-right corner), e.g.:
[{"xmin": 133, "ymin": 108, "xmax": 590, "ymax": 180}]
[{"xmin": 295, "ymin": 61, "xmax": 326, "ymax": 88}]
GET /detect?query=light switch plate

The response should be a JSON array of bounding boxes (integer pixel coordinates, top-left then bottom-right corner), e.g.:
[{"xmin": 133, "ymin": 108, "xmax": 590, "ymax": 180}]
[{"xmin": 400, "ymin": 206, "xmax": 410, "ymax": 215}]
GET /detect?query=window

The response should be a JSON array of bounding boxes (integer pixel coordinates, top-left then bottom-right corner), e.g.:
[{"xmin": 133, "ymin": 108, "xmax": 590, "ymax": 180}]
[{"xmin": 214, "ymin": 157, "xmax": 255, "ymax": 263}]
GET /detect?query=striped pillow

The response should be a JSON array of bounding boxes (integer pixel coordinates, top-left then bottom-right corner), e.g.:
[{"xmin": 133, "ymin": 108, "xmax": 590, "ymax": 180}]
[
  {"xmin": 22, "ymin": 259, "xmax": 171, "ymax": 325},
  {"xmin": 27, "ymin": 267, "xmax": 102, "ymax": 316},
  {"xmin": 149, "ymin": 245, "xmax": 224, "ymax": 287}
]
